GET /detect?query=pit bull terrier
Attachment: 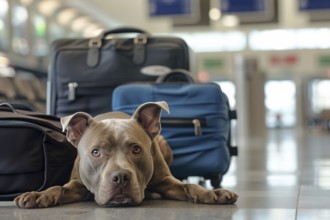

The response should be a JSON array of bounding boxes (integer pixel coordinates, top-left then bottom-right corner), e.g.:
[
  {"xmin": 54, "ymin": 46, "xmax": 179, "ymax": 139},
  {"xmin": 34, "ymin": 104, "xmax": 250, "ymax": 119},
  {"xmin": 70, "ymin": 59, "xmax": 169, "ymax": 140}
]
[{"xmin": 15, "ymin": 101, "xmax": 238, "ymax": 208}]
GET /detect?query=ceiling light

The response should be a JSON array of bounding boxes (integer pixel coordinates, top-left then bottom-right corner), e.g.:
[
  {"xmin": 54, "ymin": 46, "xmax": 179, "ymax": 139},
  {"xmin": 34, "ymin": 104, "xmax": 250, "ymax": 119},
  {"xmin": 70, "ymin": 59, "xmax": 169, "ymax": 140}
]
[
  {"xmin": 209, "ymin": 8, "xmax": 221, "ymax": 21},
  {"xmin": 0, "ymin": 56, "xmax": 10, "ymax": 67},
  {"xmin": 71, "ymin": 16, "xmax": 90, "ymax": 32},
  {"xmin": 38, "ymin": 0, "xmax": 60, "ymax": 17},
  {"xmin": 57, "ymin": 9, "xmax": 78, "ymax": 26},
  {"xmin": 12, "ymin": 6, "xmax": 28, "ymax": 26},
  {"xmin": 83, "ymin": 25, "xmax": 104, "ymax": 37},
  {"xmin": 0, "ymin": 0, "xmax": 9, "ymax": 16},
  {"xmin": 222, "ymin": 15, "xmax": 239, "ymax": 27}
]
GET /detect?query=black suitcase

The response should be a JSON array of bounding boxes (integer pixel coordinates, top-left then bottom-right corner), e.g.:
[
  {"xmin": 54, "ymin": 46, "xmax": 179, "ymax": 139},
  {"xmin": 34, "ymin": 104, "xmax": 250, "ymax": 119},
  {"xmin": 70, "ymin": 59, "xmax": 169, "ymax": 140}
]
[
  {"xmin": 47, "ymin": 27, "xmax": 190, "ymax": 116},
  {"xmin": 0, "ymin": 103, "xmax": 76, "ymax": 200}
]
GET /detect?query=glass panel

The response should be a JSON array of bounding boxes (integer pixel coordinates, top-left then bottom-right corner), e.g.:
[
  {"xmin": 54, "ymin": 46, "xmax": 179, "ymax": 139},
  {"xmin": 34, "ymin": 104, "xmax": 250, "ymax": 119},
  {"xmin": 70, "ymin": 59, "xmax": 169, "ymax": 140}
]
[
  {"xmin": 49, "ymin": 21, "xmax": 66, "ymax": 43},
  {"xmin": 265, "ymin": 80, "xmax": 296, "ymax": 128},
  {"xmin": 32, "ymin": 13, "xmax": 48, "ymax": 56},
  {"xmin": 0, "ymin": 0, "xmax": 9, "ymax": 51},
  {"xmin": 11, "ymin": 1, "xmax": 29, "ymax": 55},
  {"xmin": 215, "ymin": 81, "xmax": 236, "ymax": 109},
  {"xmin": 310, "ymin": 79, "xmax": 330, "ymax": 114}
]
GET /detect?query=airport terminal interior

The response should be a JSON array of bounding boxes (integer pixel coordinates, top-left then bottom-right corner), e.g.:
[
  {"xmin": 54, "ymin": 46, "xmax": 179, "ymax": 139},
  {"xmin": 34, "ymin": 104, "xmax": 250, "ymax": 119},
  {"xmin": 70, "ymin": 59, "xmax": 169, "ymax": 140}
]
[{"xmin": 1, "ymin": 0, "xmax": 330, "ymax": 219}]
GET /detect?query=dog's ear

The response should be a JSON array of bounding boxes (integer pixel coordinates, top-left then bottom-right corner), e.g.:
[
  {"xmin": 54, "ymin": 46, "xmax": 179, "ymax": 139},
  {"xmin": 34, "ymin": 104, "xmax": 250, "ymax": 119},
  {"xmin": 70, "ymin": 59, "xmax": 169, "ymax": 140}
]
[
  {"xmin": 61, "ymin": 112, "xmax": 93, "ymax": 146},
  {"xmin": 132, "ymin": 101, "xmax": 170, "ymax": 139}
]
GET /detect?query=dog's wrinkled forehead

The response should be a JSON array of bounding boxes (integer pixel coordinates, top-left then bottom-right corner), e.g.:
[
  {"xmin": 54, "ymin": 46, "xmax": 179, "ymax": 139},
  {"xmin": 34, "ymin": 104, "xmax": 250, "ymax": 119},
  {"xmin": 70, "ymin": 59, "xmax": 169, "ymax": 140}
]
[
  {"xmin": 81, "ymin": 118, "xmax": 152, "ymax": 149},
  {"xmin": 104, "ymin": 119, "xmax": 149, "ymax": 141}
]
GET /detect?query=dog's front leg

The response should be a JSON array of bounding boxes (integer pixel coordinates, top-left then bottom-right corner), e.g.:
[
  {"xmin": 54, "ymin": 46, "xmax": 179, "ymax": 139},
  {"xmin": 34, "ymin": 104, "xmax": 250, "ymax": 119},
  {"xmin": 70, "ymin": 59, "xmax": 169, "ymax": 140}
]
[
  {"xmin": 151, "ymin": 176, "xmax": 238, "ymax": 205},
  {"xmin": 14, "ymin": 180, "xmax": 90, "ymax": 208}
]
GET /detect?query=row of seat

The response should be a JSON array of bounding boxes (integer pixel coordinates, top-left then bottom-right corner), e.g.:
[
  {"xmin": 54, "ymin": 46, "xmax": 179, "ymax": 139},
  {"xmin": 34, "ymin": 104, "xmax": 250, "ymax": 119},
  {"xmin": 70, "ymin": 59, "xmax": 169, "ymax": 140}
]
[{"xmin": 0, "ymin": 73, "xmax": 47, "ymax": 113}]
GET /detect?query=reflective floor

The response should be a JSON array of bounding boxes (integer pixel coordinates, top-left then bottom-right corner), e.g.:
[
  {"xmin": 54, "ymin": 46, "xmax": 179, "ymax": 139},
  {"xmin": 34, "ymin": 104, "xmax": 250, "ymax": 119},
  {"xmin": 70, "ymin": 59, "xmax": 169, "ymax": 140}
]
[{"xmin": 1, "ymin": 129, "xmax": 330, "ymax": 220}]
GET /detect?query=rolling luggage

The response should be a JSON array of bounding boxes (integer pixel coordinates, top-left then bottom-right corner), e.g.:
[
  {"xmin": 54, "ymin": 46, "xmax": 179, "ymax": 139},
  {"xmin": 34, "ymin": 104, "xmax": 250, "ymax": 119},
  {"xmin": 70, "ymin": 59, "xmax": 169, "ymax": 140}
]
[
  {"xmin": 112, "ymin": 70, "xmax": 237, "ymax": 188},
  {"xmin": 47, "ymin": 27, "xmax": 190, "ymax": 116}
]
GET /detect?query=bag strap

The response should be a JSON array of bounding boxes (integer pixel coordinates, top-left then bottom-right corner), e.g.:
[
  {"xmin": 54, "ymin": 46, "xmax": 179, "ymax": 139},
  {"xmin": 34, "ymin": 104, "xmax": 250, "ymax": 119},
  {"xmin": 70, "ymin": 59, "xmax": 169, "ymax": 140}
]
[
  {"xmin": 0, "ymin": 101, "xmax": 36, "ymax": 112},
  {"xmin": 156, "ymin": 69, "xmax": 195, "ymax": 83},
  {"xmin": 0, "ymin": 102, "xmax": 63, "ymax": 132},
  {"xmin": 0, "ymin": 102, "xmax": 18, "ymax": 113}
]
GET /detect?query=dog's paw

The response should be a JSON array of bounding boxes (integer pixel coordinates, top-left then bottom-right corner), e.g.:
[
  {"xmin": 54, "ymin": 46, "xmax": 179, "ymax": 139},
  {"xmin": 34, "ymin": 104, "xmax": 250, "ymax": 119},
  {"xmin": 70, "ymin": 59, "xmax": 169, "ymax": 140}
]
[
  {"xmin": 14, "ymin": 188, "xmax": 61, "ymax": 209},
  {"xmin": 186, "ymin": 185, "xmax": 238, "ymax": 204},
  {"xmin": 212, "ymin": 189, "xmax": 238, "ymax": 204}
]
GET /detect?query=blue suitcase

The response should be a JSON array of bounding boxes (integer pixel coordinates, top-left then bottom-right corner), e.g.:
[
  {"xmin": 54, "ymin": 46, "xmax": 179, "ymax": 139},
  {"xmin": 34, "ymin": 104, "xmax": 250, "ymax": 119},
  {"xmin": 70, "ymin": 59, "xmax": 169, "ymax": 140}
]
[{"xmin": 112, "ymin": 81, "xmax": 237, "ymax": 188}]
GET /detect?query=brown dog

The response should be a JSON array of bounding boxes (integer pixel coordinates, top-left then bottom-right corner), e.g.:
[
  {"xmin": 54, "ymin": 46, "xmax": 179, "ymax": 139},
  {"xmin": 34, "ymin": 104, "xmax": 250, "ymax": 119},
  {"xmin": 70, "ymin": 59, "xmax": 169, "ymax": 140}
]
[{"xmin": 15, "ymin": 101, "xmax": 238, "ymax": 208}]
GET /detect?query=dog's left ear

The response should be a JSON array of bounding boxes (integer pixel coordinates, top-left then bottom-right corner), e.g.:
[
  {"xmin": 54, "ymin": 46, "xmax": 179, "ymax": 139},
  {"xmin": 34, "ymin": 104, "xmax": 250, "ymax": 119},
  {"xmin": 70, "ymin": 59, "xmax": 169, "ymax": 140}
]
[
  {"xmin": 61, "ymin": 112, "xmax": 94, "ymax": 146},
  {"xmin": 132, "ymin": 101, "xmax": 170, "ymax": 139}
]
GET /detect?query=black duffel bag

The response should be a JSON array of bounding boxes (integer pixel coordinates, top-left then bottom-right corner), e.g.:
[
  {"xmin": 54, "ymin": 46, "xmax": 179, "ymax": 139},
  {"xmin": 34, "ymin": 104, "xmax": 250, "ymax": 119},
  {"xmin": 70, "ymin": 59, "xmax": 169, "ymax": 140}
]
[
  {"xmin": 47, "ymin": 27, "xmax": 190, "ymax": 116},
  {"xmin": 0, "ymin": 103, "xmax": 76, "ymax": 200}
]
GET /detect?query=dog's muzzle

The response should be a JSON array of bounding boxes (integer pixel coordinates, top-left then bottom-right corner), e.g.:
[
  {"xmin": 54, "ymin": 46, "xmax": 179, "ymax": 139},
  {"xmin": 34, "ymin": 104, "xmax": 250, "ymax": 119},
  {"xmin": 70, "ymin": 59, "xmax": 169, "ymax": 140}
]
[{"xmin": 101, "ymin": 170, "xmax": 141, "ymax": 207}]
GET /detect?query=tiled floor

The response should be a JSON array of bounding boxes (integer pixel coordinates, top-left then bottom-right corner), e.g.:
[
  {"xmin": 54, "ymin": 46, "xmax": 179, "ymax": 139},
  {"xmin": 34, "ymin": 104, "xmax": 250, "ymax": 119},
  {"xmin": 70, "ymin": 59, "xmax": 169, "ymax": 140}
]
[{"xmin": 1, "ymin": 129, "xmax": 330, "ymax": 219}]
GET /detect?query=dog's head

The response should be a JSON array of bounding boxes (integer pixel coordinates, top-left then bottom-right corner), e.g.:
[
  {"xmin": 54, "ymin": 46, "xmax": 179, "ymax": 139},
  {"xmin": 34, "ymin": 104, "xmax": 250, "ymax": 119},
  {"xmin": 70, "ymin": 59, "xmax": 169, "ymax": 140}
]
[{"xmin": 61, "ymin": 101, "xmax": 169, "ymax": 207}]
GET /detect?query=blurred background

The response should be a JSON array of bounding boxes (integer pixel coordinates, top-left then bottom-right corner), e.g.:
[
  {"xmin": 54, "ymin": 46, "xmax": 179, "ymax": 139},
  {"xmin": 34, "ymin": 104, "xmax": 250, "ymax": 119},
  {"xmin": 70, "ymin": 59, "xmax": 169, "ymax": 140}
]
[{"xmin": 0, "ymin": 0, "xmax": 330, "ymax": 142}]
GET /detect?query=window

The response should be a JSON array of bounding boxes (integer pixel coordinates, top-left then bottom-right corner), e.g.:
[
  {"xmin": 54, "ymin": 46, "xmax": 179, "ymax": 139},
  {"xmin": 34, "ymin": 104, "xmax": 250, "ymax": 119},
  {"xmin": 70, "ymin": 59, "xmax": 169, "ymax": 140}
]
[
  {"xmin": 310, "ymin": 79, "xmax": 330, "ymax": 114},
  {"xmin": 32, "ymin": 14, "xmax": 48, "ymax": 56},
  {"xmin": 0, "ymin": 0, "xmax": 9, "ymax": 51},
  {"xmin": 265, "ymin": 80, "xmax": 296, "ymax": 128},
  {"xmin": 11, "ymin": 1, "xmax": 29, "ymax": 55}
]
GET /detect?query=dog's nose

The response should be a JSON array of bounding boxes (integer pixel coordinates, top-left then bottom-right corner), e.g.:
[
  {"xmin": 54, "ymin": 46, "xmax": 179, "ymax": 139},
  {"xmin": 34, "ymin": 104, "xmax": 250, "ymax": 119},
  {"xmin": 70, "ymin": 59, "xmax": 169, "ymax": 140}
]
[{"xmin": 110, "ymin": 171, "xmax": 131, "ymax": 186}]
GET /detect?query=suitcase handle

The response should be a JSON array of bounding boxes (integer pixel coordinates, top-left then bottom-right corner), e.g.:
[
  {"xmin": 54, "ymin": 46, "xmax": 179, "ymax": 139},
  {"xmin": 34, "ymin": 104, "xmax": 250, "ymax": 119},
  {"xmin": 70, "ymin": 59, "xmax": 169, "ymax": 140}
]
[
  {"xmin": 87, "ymin": 27, "xmax": 149, "ymax": 68},
  {"xmin": 101, "ymin": 27, "xmax": 149, "ymax": 38},
  {"xmin": 89, "ymin": 27, "xmax": 149, "ymax": 48},
  {"xmin": 156, "ymin": 69, "xmax": 195, "ymax": 83}
]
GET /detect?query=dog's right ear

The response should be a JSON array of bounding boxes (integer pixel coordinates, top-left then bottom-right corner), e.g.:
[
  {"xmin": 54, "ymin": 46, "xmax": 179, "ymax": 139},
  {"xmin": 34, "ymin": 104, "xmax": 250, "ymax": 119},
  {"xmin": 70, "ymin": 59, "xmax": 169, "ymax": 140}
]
[
  {"xmin": 132, "ymin": 101, "xmax": 170, "ymax": 139},
  {"xmin": 61, "ymin": 112, "xmax": 93, "ymax": 146}
]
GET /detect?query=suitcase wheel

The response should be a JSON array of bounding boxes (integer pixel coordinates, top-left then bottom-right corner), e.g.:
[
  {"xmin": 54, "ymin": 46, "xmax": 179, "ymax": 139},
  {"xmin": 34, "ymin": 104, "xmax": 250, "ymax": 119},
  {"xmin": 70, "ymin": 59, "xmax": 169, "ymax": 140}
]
[{"xmin": 210, "ymin": 174, "xmax": 223, "ymax": 189}]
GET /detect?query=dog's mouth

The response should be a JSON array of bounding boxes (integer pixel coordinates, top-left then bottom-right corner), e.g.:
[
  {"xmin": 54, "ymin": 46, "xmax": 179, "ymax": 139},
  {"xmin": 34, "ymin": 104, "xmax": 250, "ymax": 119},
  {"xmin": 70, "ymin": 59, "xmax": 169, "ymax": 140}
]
[{"xmin": 102, "ymin": 193, "xmax": 140, "ymax": 207}]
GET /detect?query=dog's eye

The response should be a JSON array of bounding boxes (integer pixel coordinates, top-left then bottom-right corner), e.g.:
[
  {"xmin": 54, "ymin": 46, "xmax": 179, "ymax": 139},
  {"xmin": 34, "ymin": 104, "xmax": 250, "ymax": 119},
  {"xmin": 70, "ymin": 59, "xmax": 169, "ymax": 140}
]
[
  {"xmin": 132, "ymin": 145, "xmax": 141, "ymax": 154},
  {"xmin": 91, "ymin": 148, "xmax": 101, "ymax": 157}
]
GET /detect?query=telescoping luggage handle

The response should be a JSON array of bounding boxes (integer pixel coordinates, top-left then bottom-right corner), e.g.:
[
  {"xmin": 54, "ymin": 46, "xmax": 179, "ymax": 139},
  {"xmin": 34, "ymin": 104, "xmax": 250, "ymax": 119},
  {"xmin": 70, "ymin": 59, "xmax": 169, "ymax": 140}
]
[
  {"xmin": 156, "ymin": 69, "xmax": 195, "ymax": 83},
  {"xmin": 98, "ymin": 27, "xmax": 148, "ymax": 38},
  {"xmin": 87, "ymin": 27, "xmax": 150, "ymax": 67}
]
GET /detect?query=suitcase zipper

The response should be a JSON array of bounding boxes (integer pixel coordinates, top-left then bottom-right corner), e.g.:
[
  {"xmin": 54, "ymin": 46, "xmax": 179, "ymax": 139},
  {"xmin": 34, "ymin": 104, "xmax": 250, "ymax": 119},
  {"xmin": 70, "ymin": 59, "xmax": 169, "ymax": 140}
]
[
  {"xmin": 192, "ymin": 119, "xmax": 202, "ymax": 136},
  {"xmin": 161, "ymin": 118, "xmax": 205, "ymax": 136},
  {"xmin": 67, "ymin": 81, "xmax": 117, "ymax": 101}
]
